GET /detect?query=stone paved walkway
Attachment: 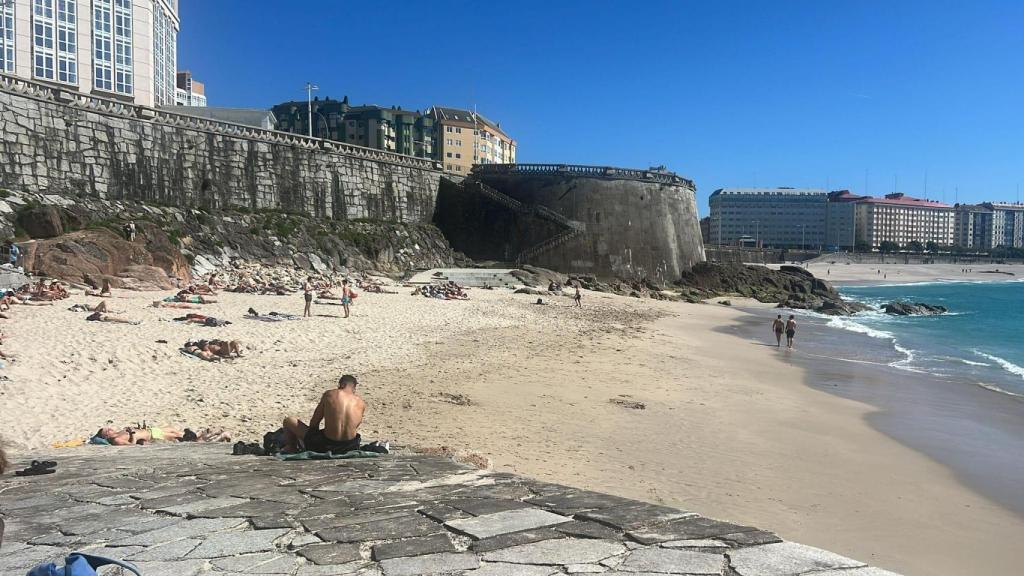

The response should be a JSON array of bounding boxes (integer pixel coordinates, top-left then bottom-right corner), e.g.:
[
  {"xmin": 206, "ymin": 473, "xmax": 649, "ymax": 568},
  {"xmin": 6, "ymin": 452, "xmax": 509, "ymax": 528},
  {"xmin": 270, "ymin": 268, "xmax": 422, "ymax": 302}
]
[{"xmin": 0, "ymin": 444, "xmax": 900, "ymax": 575}]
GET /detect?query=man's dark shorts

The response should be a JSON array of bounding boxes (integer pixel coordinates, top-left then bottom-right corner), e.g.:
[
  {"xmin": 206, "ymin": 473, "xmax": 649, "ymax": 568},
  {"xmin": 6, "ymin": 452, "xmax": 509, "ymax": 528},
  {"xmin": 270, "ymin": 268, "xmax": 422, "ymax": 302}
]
[{"xmin": 304, "ymin": 430, "xmax": 361, "ymax": 454}]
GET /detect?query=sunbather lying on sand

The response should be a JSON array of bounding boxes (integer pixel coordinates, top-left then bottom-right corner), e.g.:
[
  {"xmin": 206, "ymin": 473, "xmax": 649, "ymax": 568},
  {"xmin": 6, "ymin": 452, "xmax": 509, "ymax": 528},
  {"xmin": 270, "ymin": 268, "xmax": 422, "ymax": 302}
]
[
  {"xmin": 172, "ymin": 291, "xmax": 216, "ymax": 304},
  {"xmin": 173, "ymin": 313, "xmax": 231, "ymax": 326},
  {"xmin": 86, "ymin": 311, "xmax": 140, "ymax": 324},
  {"xmin": 151, "ymin": 300, "xmax": 199, "ymax": 309},
  {"xmin": 245, "ymin": 308, "xmax": 300, "ymax": 321},
  {"xmin": 69, "ymin": 301, "xmax": 109, "ymax": 313},
  {"xmin": 95, "ymin": 425, "xmax": 184, "ymax": 445},
  {"xmin": 183, "ymin": 339, "xmax": 243, "ymax": 360}
]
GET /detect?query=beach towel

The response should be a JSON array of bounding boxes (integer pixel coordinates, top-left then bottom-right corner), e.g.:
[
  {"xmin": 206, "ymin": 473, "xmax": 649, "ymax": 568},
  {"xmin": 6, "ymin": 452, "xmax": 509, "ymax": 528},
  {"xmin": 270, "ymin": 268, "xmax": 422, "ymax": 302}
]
[{"xmin": 278, "ymin": 450, "xmax": 383, "ymax": 461}]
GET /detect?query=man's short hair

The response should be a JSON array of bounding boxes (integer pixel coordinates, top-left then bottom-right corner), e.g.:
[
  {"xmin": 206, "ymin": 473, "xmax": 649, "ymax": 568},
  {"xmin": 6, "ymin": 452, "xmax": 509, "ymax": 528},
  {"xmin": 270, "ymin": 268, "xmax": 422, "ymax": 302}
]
[{"xmin": 339, "ymin": 374, "xmax": 358, "ymax": 388}]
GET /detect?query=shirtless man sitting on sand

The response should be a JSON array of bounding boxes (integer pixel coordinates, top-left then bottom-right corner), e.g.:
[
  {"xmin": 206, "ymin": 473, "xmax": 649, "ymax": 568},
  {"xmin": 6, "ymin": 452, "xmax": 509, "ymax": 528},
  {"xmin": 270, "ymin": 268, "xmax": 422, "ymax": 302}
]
[
  {"xmin": 96, "ymin": 425, "xmax": 184, "ymax": 445},
  {"xmin": 282, "ymin": 374, "xmax": 365, "ymax": 454}
]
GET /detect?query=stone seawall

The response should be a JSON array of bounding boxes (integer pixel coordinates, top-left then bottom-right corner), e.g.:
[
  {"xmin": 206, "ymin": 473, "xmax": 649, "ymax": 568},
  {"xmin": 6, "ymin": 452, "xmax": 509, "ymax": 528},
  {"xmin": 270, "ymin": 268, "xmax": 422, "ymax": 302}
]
[{"xmin": 0, "ymin": 73, "xmax": 442, "ymax": 223}]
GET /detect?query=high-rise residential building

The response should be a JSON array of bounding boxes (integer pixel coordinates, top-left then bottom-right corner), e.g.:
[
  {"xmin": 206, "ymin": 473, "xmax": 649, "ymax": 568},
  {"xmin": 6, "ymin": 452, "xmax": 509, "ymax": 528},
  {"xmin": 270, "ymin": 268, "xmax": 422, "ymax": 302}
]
[
  {"xmin": 0, "ymin": 0, "xmax": 179, "ymax": 107},
  {"xmin": 272, "ymin": 97, "xmax": 436, "ymax": 159},
  {"xmin": 954, "ymin": 203, "xmax": 1024, "ymax": 249},
  {"xmin": 428, "ymin": 106, "xmax": 516, "ymax": 174},
  {"xmin": 174, "ymin": 69, "xmax": 205, "ymax": 106},
  {"xmin": 844, "ymin": 192, "xmax": 954, "ymax": 249},
  {"xmin": 707, "ymin": 188, "xmax": 828, "ymax": 248}
]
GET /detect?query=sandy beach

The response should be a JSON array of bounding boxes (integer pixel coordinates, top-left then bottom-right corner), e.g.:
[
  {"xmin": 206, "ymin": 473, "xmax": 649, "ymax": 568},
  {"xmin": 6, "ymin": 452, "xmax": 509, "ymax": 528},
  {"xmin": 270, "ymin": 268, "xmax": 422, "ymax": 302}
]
[
  {"xmin": 1, "ymin": 281, "xmax": 1022, "ymax": 575},
  {"xmin": 778, "ymin": 261, "xmax": 1024, "ymax": 286}
]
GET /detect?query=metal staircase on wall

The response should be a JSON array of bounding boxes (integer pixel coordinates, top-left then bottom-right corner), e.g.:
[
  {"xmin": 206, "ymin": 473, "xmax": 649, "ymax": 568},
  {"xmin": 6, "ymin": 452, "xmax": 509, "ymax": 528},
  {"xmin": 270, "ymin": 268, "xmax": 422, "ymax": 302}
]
[{"xmin": 444, "ymin": 175, "xmax": 586, "ymax": 265}]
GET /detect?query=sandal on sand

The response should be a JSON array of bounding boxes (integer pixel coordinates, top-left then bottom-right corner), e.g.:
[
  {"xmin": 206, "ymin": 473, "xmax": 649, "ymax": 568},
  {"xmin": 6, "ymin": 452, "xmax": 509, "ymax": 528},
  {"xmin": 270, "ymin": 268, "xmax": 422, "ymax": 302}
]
[{"xmin": 16, "ymin": 460, "xmax": 57, "ymax": 476}]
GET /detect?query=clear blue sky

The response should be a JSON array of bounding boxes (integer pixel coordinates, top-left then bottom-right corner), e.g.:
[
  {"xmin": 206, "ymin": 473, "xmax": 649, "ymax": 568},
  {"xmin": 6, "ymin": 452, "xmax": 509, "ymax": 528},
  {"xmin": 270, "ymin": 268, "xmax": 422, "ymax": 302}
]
[{"xmin": 179, "ymin": 0, "xmax": 1024, "ymax": 213}]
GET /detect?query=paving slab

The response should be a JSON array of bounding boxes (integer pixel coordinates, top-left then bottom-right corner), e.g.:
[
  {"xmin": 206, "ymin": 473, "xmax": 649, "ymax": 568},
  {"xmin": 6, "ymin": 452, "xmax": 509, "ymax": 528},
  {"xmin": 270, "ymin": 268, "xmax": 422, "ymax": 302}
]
[
  {"xmin": 126, "ymin": 538, "xmax": 202, "ymax": 561},
  {"xmin": 443, "ymin": 498, "xmax": 534, "ymax": 516},
  {"xmin": 130, "ymin": 559, "xmax": 207, "ymax": 576},
  {"xmin": 317, "ymin": 514, "xmax": 445, "ymax": 543},
  {"xmin": 211, "ymin": 552, "xmax": 299, "ymax": 573},
  {"xmin": 618, "ymin": 547, "xmax": 725, "ymax": 574},
  {"xmin": 296, "ymin": 560, "xmax": 375, "ymax": 575},
  {"xmin": 555, "ymin": 520, "xmax": 624, "ymax": 540},
  {"xmin": 299, "ymin": 542, "xmax": 364, "ymax": 565},
  {"xmin": 462, "ymin": 562, "xmax": 560, "ymax": 575},
  {"xmin": 627, "ymin": 516, "xmax": 758, "ymax": 545},
  {"xmin": 379, "ymin": 551, "xmax": 480, "ymax": 576},
  {"xmin": 112, "ymin": 517, "xmax": 247, "ymax": 546},
  {"xmin": 565, "ymin": 563, "xmax": 609, "ymax": 573},
  {"xmin": 482, "ymin": 538, "xmax": 627, "ymax": 565},
  {"xmin": 184, "ymin": 528, "xmax": 291, "ymax": 558},
  {"xmin": 446, "ymin": 508, "xmax": 572, "ymax": 540},
  {"xmin": 728, "ymin": 542, "xmax": 866, "ymax": 576},
  {"xmin": 469, "ymin": 527, "xmax": 566, "ymax": 553},
  {"xmin": 576, "ymin": 502, "xmax": 693, "ymax": 531},
  {"xmin": 372, "ymin": 533, "xmax": 456, "ymax": 561}
]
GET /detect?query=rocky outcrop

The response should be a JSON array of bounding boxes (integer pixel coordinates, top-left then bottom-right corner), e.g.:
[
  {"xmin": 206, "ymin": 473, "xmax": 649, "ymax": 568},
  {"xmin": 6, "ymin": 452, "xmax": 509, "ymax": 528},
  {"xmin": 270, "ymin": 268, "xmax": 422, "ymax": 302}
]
[
  {"xmin": 1, "ymin": 190, "xmax": 458, "ymax": 286},
  {"xmin": 15, "ymin": 206, "xmax": 65, "ymax": 238},
  {"xmin": 883, "ymin": 302, "xmax": 948, "ymax": 316},
  {"xmin": 674, "ymin": 262, "xmax": 871, "ymax": 315},
  {"xmin": 19, "ymin": 226, "xmax": 190, "ymax": 290}
]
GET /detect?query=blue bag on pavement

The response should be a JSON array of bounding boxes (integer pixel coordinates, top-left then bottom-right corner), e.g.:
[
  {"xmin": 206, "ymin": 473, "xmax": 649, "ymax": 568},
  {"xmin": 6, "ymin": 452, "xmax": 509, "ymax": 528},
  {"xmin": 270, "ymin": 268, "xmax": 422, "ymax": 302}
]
[{"xmin": 26, "ymin": 553, "xmax": 141, "ymax": 576}]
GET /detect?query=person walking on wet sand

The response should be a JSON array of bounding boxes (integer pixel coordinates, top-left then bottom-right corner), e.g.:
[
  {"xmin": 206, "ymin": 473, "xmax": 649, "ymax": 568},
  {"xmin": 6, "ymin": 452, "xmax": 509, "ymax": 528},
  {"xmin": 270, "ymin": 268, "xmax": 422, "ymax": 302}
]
[
  {"xmin": 785, "ymin": 314, "xmax": 797, "ymax": 348},
  {"xmin": 303, "ymin": 277, "xmax": 314, "ymax": 317},
  {"xmin": 573, "ymin": 283, "xmax": 582, "ymax": 307},
  {"xmin": 772, "ymin": 314, "xmax": 785, "ymax": 347}
]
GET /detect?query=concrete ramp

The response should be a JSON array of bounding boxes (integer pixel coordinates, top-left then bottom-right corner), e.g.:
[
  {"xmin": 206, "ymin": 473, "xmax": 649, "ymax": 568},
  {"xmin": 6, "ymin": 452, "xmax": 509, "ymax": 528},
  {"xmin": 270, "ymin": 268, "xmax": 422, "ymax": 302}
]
[{"xmin": 408, "ymin": 268, "xmax": 520, "ymax": 288}]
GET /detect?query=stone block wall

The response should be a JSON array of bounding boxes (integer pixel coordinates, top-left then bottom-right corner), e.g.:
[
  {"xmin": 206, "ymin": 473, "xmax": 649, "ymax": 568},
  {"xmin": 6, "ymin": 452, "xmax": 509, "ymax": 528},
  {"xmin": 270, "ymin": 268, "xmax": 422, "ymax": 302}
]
[{"xmin": 0, "ymin": 74, "xmax": 442, "ymax": 224}]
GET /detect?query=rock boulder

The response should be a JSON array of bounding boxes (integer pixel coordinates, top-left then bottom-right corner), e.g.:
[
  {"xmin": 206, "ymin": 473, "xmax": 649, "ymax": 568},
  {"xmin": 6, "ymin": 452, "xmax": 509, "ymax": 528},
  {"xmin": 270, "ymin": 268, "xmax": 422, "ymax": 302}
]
[{"xmin": 883, "ymin": 302, "xmax": 948, "ymax": 316}]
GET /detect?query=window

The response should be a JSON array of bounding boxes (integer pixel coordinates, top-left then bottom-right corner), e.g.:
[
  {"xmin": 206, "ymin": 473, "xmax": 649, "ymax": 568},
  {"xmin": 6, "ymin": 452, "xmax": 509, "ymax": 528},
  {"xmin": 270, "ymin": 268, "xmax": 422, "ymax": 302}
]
[
  {"xmin": 33, "ymin": 0, "xmax": 76, "ymax": 83},
  {"xmin": 0, "ymin": 0, "xmax": 14, "ymax": 73},
  {"xmin": 455, "ymin": 139, "xmax": 462, "ymax": 146},
  {"xmin": 446, "ymin": 152, "xmax": 452, "ymax": 158},
  {"xmin": 94, "ymin": 0, "xmax": 134, "ymax": 95},
  {"xmin": 455, "ymin": 127, "xmax": 462, "ymax": 134},
  {"xmin": 455, "ymin": 153, "xmax": 461, "ymax": 159},
  {"xmin": 446, "ymin": 126, "xmax": 453, "ymax": 133},
  {"xmin": 455, "ymin": 165, "xmax": 462, "ymax": 172}
]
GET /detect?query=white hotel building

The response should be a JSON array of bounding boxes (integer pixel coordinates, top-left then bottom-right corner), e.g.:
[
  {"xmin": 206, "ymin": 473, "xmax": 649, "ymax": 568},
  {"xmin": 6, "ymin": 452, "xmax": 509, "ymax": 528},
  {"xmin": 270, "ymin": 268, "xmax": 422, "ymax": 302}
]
[{"xmin": 0, "ymin": 0, "xmax": 179, "ymax": 107}]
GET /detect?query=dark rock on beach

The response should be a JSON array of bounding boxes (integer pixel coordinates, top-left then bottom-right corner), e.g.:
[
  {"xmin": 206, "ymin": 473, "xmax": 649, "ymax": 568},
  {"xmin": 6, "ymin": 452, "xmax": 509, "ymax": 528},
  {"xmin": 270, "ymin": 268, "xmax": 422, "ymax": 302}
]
[
  {"xmin": 883, "ymin": 301, "xmax": 948, "ymax": 316},
  {"xmin": 675, "ymin": 262, "xmax": 871, "ymax": 316}
]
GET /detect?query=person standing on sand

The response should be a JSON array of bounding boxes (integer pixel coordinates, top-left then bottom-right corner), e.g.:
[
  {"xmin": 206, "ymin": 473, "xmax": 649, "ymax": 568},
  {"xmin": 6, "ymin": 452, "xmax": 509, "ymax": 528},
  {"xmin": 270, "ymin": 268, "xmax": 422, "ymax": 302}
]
[
  {"xmin": 785, "ymin": 315, "xmax": 797, "ymax": 348},
  {"xmin": 573, "ymin": 283, "xmax": 582, "ymax": 307},
  {"xmin": 772, "ymin": 314, "xmax": 785, "ymax": 346},
  {"xmin": 303, "ymin": 277, "xmax": 314, "ymax": 317},
  {"xmin": 341, "ymin": 279, "xmax": 355, "ymax": 318}
]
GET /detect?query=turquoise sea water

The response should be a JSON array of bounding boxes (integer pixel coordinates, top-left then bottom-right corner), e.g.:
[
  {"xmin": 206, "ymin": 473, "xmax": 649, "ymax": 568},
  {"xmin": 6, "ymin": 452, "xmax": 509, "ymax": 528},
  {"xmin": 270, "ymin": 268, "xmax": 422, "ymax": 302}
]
[{"xmin": 835, "ymin": 280, "xmax": 1024, "ymax": 398}]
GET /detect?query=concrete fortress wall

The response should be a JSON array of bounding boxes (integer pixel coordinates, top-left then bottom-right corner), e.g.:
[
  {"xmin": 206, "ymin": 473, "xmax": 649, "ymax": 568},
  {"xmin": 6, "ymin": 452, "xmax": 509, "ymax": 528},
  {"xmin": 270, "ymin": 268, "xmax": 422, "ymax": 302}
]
[
  {"xmin": 0, "ymin": 73, "xmax": 442, "ymax": 223},
  {"xmin": 437, "ymin": 164, "xmax": 706, "ymax": 281}
]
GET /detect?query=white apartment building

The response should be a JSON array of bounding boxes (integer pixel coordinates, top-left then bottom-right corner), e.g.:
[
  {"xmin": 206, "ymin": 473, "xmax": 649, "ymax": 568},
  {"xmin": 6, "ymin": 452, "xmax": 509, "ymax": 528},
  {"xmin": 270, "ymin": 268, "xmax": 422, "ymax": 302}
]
[
  {"xmin": 0, "ymin": 0, "xmax": 179, "ymax": 107},
  {"xmin": 954, "ymin": 203, "xmax": 1024, "ymax": 249},
  {"xmin": 707, "ymin": 188, "xmax": 828, "ymax": 248},
  {"xmin": 851, "ymin": 193, "xmax": 954, "ymax": 248}
]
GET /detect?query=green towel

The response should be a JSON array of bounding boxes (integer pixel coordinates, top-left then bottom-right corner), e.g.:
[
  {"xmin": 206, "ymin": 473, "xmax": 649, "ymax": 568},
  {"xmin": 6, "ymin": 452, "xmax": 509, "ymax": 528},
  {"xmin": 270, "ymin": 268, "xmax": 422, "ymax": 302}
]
[{"xmin": 278, "ymin": 450, "xmax": 383, "ymax": 461}]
